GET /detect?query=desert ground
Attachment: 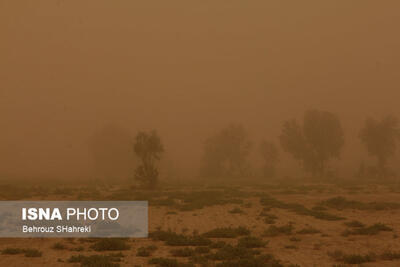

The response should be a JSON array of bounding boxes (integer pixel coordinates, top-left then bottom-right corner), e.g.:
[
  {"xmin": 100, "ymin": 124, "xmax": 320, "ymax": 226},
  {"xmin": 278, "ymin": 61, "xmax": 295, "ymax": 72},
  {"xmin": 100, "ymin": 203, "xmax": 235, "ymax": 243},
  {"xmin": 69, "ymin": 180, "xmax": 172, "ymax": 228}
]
[{"xmin": 1, "ymin": 183, "xmax": 400, "ymax": 267}]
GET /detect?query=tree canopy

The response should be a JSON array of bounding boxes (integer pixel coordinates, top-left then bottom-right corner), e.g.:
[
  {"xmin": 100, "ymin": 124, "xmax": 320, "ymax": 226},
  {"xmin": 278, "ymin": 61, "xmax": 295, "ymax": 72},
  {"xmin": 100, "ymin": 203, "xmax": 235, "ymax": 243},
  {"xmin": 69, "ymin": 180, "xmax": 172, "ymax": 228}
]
[
  {"xmin": 280, "ymin": 110, "xmax": 344, "ymax": 177},
  {"xmin": 133, "ymin": 130, "xmax": 164, "ymax": 189},
  {"xmin": 200, "ymin": 124, "xmax": 252, "ymax": 179},
  {"xmin": 359, "ymin": 115, "xmax": 400, "ymax": 177}
]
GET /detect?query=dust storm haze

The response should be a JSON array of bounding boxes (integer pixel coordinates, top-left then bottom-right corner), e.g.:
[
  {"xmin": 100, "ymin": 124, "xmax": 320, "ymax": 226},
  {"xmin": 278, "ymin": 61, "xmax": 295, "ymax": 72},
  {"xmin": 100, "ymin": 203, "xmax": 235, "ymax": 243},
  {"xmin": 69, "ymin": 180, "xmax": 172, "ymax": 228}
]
[{"xmin": 1, "ymin": 1, "xmax": 400, "ymax": 182}]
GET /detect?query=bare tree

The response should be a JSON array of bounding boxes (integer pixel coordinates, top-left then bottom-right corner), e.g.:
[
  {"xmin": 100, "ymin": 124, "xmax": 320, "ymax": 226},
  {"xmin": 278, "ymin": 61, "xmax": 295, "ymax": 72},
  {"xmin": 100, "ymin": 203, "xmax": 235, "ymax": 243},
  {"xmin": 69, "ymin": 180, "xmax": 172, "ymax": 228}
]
[
  {"xmin": 200, "ymin": 124, "xmax": 252, "ymax": 179},
  {"xmin": 133, "ymin": 130, "xmax": 164, "ymax": 189},
  {"xmin": 280, "ymin": 110, "xmax": 344, "ymax": 178},
  {"xmin": 359, "ymin": 115, "xmax": 400, "ymax": 177}
]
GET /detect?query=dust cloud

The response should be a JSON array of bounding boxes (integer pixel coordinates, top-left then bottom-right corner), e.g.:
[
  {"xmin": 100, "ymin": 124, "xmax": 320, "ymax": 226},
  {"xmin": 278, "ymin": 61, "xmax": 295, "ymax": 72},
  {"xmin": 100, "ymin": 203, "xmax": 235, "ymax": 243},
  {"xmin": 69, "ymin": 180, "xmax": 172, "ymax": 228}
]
[{"xmin": 1, "ymin": 1, "xmax": 400, "ymax": 183}]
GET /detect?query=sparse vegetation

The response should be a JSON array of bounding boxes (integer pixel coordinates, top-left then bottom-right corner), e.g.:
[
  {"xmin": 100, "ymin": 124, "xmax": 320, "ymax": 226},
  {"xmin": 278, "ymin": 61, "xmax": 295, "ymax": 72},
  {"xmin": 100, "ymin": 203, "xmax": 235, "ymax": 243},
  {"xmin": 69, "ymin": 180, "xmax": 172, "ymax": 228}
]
[
  {"xmin": 229, "ymin": 207, "xmax": 244, "ymax": 214},
  {"xmin": 380, "ymin": 250, "xmax": 400, "ymax": 260},
  {"xmin": 150, "ymin": 230, "xmax": 212, "ymax": 246},
  {"xmin": 68, "ymin": 254, "xmax": 123, "ymax": 267},
  {"xmin": 1, "ymin": 184, "xmax": 400, "ymax": 266},
  {"xmin": 344, "ymin": 220, "xmax": 365, "ymax": 228},
  {"xmin": 2, "ymin": 248, "xmax": 25, "ymax": 255},
  {"xmin": 260, "ymin": 195, "xmax": 344, "ymax": 220},
  {"xmin": 259, "ymin": 209, "xmax": 278, "ymax": 224},
  {"xmin": 3, "ymin": 5, "xmax": 400, "ymax": 267},
  {"xmin": 296, "ymin": 226, "xmax": 321, "ymax": 235},
  {"xmin": 237, "ymin": 236, "xmax": 267, "ymax": 248},
  {"xmin": 1, "ymin": 248, "xmax": 42, "ymax": 257},
  {"xmin": 207, "ymin": 244, "xmax": 261, "ymax": 261},
  {"xmin": 215, "ymin": 254, "xmax": 283, "ymax": 267},
  {"xmin": 342, "ymin": 223, "xmax": 392, "ymax": 236},
  {"xmin": 202, "ymin": 226, "xmax": 250, "ymax": 238},
  {"xmin": 321, "ymin": 196, "xmax": 400, "ymax": 210},
  {"xmin": 328, "ymin": 250, "xmax": 376, "ymax": 264},
  {"xmin": 90, "ymin": 238, "xmax": 130, "ymax": 251},
  {"xmin": 289, "ymin": 236, "xmax": 301, "ymax": 242},
  {"xmin": 52, "ymin": 242, "xmax": 66, "ymax": 250},
  {"xmin": 210, "ymin": 241, "xmax": 227, "ymax": 249},
  {"xmin": 149, "ymin": 257, "xmax": 195, "ymax": 267},
  {"xmin": 263, "ymin": 224, "xmax": 294, "ymax": 237},
  {"xmin": 136, "ymin": 245, "xmax": 157, "ymax": 257},
  {"xmin": 170, "ymin": 247, "xmax": 196, "ymax": 257}
]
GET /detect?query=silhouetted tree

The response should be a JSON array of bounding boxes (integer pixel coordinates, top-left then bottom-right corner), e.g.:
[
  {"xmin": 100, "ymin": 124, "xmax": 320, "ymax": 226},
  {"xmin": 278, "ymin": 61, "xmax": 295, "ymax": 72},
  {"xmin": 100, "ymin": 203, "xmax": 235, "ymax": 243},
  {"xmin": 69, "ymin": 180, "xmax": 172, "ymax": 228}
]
[
  {"xmin": 133, "ymin": 130, "xmax": 164, "ymax": 189},
  {"xmin": 359, "ymin": 115, "xmax": 400, "ymax": 177},
  {"xmin": 200, "ymin": 124, "xmax": 252, "ymax": 179},
  {"xmin": 280, "ymin": 110, "xmax": 344, "ymax": 177},
  {"xmin": 88, "ymin": 123, "xmax": 134, "ymax": 184},
  {"xmin": 260, "ymin": 140, "xmax": 279, "ymax": 178}
]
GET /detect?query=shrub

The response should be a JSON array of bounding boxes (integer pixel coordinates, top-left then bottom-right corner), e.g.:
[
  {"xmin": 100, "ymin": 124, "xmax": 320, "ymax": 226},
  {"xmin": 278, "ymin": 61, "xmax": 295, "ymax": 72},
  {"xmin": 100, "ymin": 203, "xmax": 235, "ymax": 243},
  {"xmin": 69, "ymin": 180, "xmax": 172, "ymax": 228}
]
[
  {"xmin": 150, "ymin": 230, "xmax": 211, "ymax": 246},
  {"xmin": 342, "ymin": 253, "xmax": 375, "ymax": 264},
  {"xmin": 289, "ymin": 236, "xmax": 301, "ymax": 242},
  {"xmin": 23, "ymin": 249, "xmax": 42, "ymax": 257},
  {"xmin": 207, "ymin": 244, "xmax": 260, "ymax": 261},
  {"xmin": 148, "ymin": 257, "xmax": 194, "ymax": 267},
  {"xmin": 210, "ymin": 241, "xmax": 227, "ymax": 249},
  {"xmin": 136, "ymin": 245, "xmax": 157, "ymax": 257},
  {"xmin": 90, "ymin": 238, "xmax": 130, "ymax": 251},
  {"xmin": 189, "ymin": 254, "xmax": 209, "ymax": 265},
  {"xmin": 328, "ymin": 250, "xmax": 376, "ymax": 264},
  {"xmin": 70, "ymin": 246, "xmax": 85, "ymax": 252},
  {"xmin": 68, "ymin": 254, "xmax": 122, "ymax": 267},
  {"xmin": 311, "ymin": 205, "xmax": 327, "ymax": 211},
  {"xmin": 229, "ymin": 207, "xmax": 244, "ymax": 214},
  {"xmin": 344, "ymin": 220, "xmax": 365, "ymax": 228},
  {"xmin": 260, "ymin": 196, "xmax": 344, "ymax": 221},
  {"xmin": 194, "ymin": 246, "xmax": 210, "ymax": 254},
  {"xmin": 237, "ymin": 236, "xmax": 266, "ymax": 248},
  {"xmin": 381, "ymin": 250, "xmax": 400, "ymax": 260},
  {"xmin": 202, "ymin": 226, "xmax": 250, "ymax": 238},
  {"xmin": 170, "ymin": 248, "xmax": 195, "ymax": 257},
  {"xmin": 1, "ymin": 248, "xmax": 42, "ymax": 257},
  {"xmin": 2, "ymin": 248, "xmax": 24, "ymax": 255},
  {"xmin": 259, "ymin": 211, "xmax": 278, "ymax": 224},
  {"xmin": 215, "ymin": 254, "xmax": 283, "ymax": 267},
  {"xmin": 342, "ymin": 223, "xmax": 392, "ymax": 236},
  {"xmin": 296, "ymin": 226, "xmax": 321, "ymax": 235},
  {"xmin": 263, "ymin": 224, "xmax": 293, "ymax": 237},
  {"xmin": 52, "ymin": 242, "xmax": 66, "ymax": 250},
  {"xmin": 321, "ymin": 196, "xmax": 400, "ymax": 211}
]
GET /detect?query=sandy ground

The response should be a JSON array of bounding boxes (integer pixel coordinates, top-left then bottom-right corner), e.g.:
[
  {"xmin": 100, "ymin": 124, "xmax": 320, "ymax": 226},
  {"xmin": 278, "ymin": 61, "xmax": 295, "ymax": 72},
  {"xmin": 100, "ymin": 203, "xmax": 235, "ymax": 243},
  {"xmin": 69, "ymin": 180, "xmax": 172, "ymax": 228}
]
[{"xmin": 0, "ymin": 185, "xmax": 400, "ymax": 266}]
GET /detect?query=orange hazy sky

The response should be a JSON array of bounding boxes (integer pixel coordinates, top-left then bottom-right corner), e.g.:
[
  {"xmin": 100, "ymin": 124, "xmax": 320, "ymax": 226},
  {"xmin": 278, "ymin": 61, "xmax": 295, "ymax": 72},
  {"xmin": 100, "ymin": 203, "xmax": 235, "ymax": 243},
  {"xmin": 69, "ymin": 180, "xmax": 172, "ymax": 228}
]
[{"xmin": 1, "ymin": 1, "xmax": 399, "ymax": 180}]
